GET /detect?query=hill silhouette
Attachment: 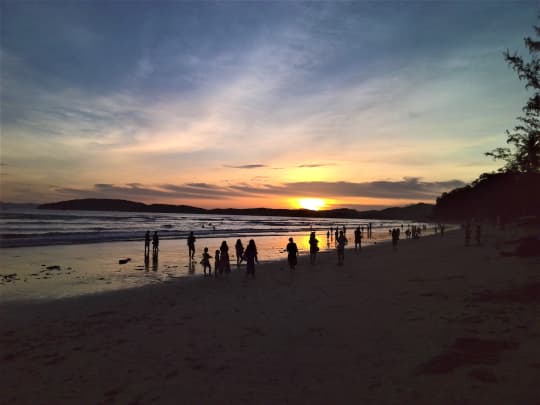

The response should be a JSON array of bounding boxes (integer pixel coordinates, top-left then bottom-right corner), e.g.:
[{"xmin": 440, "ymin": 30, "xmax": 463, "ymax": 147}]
[
  {"xmin": 433, "ymin": 172, "xmax": 540, "ymax": 221},
  {"xmin": 38, "ymin": 199, "xmax": 434, "ymax": 221}
]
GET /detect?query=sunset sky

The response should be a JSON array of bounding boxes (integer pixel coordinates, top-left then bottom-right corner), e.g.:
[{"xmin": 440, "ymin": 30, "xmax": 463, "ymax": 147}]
[{"xmin": 1, "ymin": 1, "xmax": 537, "ymax": 210}]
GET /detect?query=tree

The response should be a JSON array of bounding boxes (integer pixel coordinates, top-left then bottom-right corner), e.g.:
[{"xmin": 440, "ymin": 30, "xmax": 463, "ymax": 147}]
[{"xmin": 486, "ymin": 18, "xmax": 540, "ymax": 173}]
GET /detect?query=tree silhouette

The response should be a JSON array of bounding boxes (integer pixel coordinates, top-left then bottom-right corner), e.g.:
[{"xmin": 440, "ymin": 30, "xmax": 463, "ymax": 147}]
[{"xmin": 486, "ymin": 17, "xmax": 540, "ymax": 173}]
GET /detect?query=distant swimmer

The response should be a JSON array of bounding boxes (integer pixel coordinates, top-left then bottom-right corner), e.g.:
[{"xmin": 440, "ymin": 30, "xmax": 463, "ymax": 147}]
[{"xmin": 187, "ymin": 231, "xmax": 196, "ymax": 260}]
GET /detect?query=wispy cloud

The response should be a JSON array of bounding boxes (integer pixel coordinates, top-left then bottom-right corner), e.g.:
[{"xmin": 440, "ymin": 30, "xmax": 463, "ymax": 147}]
[{"xmin": 223, "ymin": 164, "xmax": 267, "ymax": 169}]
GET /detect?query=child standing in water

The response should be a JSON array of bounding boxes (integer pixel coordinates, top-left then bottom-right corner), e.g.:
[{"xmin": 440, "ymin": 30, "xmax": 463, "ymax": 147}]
[
  {"xmin": 214, "ymin": 249, "xmax": 220, "ymax": 277},
  {"xmin": 200, "ymin": 247, "xmax": 212, "ymax": 276}
]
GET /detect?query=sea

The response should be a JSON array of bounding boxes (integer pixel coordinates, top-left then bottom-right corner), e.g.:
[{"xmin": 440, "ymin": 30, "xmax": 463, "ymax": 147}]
[{"xmin": 0, "ymin": 208, "xmax": 434, "ymax": 302}]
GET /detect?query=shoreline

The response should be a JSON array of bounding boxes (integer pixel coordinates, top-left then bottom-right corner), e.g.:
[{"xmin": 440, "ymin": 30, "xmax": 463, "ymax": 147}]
[
  {"xmin": 2, "ymin": 225, "xmax": 539, "ymax": 404},
  {"xmin": 0, "ymin": 227, "xmax": 416, "ymax": 303}
]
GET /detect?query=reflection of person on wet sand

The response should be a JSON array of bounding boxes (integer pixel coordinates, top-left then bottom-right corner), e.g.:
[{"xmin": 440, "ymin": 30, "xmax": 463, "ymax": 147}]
[
  {"xmin": 187, "ymin": 231, "xmax": 196, "ymax": 260},
  {"xmin": 152, "ymin": 252, "xmax": 158, "ymax": 272}
]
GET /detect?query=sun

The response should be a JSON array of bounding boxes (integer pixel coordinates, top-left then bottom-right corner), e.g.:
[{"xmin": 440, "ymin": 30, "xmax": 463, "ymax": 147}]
[{"xmin": 297, "ymin": 198, "xmax": 326, "ymax": 211}]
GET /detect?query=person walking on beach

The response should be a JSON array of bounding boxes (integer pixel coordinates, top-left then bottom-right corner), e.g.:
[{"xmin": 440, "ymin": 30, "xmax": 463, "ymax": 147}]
[
  {"xmin": 220, "ymin": 241, "xmax": 231, "ymax": 275},
  {"xmin": 200, "ymin": 247, "xmax": 212, "ymax": 276},
  {"xmin": 465, "ymin": 222, "xmax": 471, "ymax": 246},
  {"xmin": 475, "ymin": 223, "xmax": 482, "ymax": 245},
  {"xmin": 152, "ymin": 231, "xmax": 159, "ymax": 256},
  {"xmin": 187, "ymin": 231, "xmax": 196, "ymax": 260},
  {"xmin": 309, "ymin": 232, "xmax": 319, "ymax": 264},
  {"xmin": 235, "ymin": 239, "xmax": 244, "ymax": 266},
  {"xmin": 336, "ymin": 230, "xmax": 347, "ymax": 265},
  {"xmin": 286, "ymin": 237, "xmax": 299, "ymax": 270},
  {"xmin": 354, "ymin": 227, "xmax": 362, "ymax": 251},
  {"xmin": 144, "ymin": 231, "xmax": 151, "ymax": 257},
  {"xmin": 391, "ymin": 228, "xmax": 400, "ymax": 250},
  {"xmin": 244, "ymin": 239, "xmax": 258, "ymax": 278}
]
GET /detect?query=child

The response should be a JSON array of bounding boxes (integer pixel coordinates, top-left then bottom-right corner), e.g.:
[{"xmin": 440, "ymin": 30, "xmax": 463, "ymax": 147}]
[
  {"xmin": 214, "ymin": 249, "xmax": 221, "ymax": 277},
  {"xmin": 200, "ymin": 247, "xmax": 212, "ymax": 276}
]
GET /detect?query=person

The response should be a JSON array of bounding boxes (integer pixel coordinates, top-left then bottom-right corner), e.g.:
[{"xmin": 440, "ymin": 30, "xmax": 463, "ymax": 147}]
[
  {"xmin": 354, "ymin": 227, "xmax": 362, "ymax": 251},
  {"xmin": 144, "ymin": 231, "xmax": 151, "ymax": 257},
  {"xmin": 244, "ymin": 239, "xmax": 258, "ymax": 278},
  {"xmin": 187, "ymin": 231, "xmax": 196, "ymax": 260},
  {"xmin": 286, "ymin": 237, "xmax": 299, "ymax": 270},
  {"xmin": 309, "ymin": 232, "xmax": 319, "ymax": 264},
  {"xmin": 220, "ymin": 241, "xmax": 231, "ymax": 274},
  {"xmin": 391, "ymin": 228, "xmax": 400, "ymax": 250},
  {"xmin": 235, "ymin": 239, "xmax": 244, "ymax": 266},
  {"xmin": 326, "ymin": 230, "xmax": 330, "ymax": 240},
  {"xmin": 214, "ymin": 250, "xmax": 220, "ymax": 277},
  {"xmin": 465, "ymin": 222, "xmax": 471, "ymax": 246},
  {"xmin": 334, "ymin": 228, "xmax": 339, "ymax": 243},
  {"xmin": 336, "ymin": 230, "xmax": 347, "ymax": 265},
  {"xmin": 152, "ymin": 231, "xmax": 159, "ymax": 256},
  {"xmin": 200, "ymin": 247, "xmax": 212, "ymax": 276},
  {"xmin": 475, "ymin": 224, "xmax": 482, "ymax": 245}
]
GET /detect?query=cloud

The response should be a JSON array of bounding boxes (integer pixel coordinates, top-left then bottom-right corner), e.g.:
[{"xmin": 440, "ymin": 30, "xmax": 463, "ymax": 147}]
[
  {"xmin": 51, "ymin": 177, "xmax": 466, "ymax": 205},
  {"xmin": 223, "ymin": 164, "xmax": 267, "ymax": 169}
]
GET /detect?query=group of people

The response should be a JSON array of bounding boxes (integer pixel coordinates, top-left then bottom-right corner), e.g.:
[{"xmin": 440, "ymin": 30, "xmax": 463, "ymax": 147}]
[
  {"xmin": 144, "ymin": 221, "xmax": 440, "ymax": 276},
  {"xmin": 194, "ymin": 235, "xmax": 259, "ymax": 278},
  {"xmin": 144, "ymin": 231, "xmax": 160, "ymax": 257}
]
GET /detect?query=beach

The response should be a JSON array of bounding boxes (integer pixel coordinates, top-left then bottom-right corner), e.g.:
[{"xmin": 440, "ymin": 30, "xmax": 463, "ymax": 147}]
[{"xmin": 1, "ymin": 225, "xmax": 539, "ymax": 404}]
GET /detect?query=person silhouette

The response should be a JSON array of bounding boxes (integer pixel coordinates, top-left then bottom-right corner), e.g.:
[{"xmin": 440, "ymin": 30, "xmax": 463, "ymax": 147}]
[
  {"xmin": 152, "ymin": 231, "xmax": 159, "ymax": 256},
  {"xmin": 244, "ymin": 239, "xmax": 258, "ymax": 278},
  {"xmin": 144, "ymin": 231, "xmax": 150, "ymax": 257},
  {"xmin": 286, "ymin": 237, "xmax": 299, "ymax": 270},
  {"xmin": 220, "ymin": 241, "xmax": 231, "ymax": 274},
  {"xmin": 309, "ymin": 232, "xmax": 319, "ymax": 264},
  {"xmin": 336, "ymin": 230, "xmax": 348, "ymax": 265},
  {"xmin": 235, "ymin": 239, "xmax": 244, "ymax": 266},
  {"xmin": 200, "ymin": 247, "xmax": 212, "ymax": 276},
  {"xmin": 187, "ymin": 231, "xmax": 196, "ymax": 260},
  {"xmin": 354, "ymin": 227, "xmax": 362, "ymax": 251}
]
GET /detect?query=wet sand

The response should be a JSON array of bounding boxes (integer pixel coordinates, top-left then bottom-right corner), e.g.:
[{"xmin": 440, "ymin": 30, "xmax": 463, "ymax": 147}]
[{"xmin": 1, "ymin": 225, "xmax": 539, "ymax": 404}]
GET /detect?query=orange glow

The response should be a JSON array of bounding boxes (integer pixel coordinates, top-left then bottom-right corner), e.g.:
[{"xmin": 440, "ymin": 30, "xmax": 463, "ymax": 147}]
[{"xmin": 296, "ymin": 198, "xmax": 326, "ymax": 211}]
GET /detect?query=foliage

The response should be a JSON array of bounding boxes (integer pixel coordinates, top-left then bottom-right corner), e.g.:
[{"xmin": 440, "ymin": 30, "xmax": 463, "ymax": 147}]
[
  {"xmin": 486, "ymin": 19, "xmax": 540, "ymax": 173},
  {"xmin": 433, "ymin": 172, "xmax": 540, "ymax": 220}
]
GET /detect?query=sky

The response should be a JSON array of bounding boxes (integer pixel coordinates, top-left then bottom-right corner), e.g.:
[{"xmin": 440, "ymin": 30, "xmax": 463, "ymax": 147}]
[{"xmin": 0, "ymin": 1, "xmax": 537, "ymax": 210}]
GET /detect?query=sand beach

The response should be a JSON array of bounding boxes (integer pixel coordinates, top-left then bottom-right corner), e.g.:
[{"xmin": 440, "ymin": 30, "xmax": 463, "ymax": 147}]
[{"xmin": 1, "ymin": 224, "xmax": 539, "ymax": 404}]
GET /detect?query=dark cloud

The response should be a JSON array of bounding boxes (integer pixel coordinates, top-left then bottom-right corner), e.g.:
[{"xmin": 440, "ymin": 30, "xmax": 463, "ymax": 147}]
[
  {"xmin": 52, "ymin": 178, "xmax": 466, "ymax": 205},
  {"xmin": 223, "ymin": 164, "xmax": 267, "ymax": 169}
]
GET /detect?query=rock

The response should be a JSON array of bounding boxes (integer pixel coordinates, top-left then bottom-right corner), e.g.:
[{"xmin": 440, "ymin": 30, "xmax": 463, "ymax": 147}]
[
  {"xmin": 46, "ymin": 265, "xmax": 61, "ymax": 270},
  {"xmin": 118, "ymin": 258, "xmax": 131, "ymax": 264}
]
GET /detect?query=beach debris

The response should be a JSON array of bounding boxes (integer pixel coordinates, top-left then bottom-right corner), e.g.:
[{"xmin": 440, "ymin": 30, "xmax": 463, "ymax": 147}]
[
  {"xmin": 118, "ymin": 258, "xmax": 131, "ymax": 264},
  {"xmin": 1, "ymin": 273, "xmax": 18, "ymax": 283},
  {"xmin": 46, "ymin": 265, "xmax": 61, "ymax": 270}
]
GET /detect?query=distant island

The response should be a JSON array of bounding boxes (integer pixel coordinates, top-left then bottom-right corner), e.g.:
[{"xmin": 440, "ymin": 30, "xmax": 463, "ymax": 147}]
[{"xmin": 37, "ymin": 198, "xmax": 434, "ymax": 221}]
